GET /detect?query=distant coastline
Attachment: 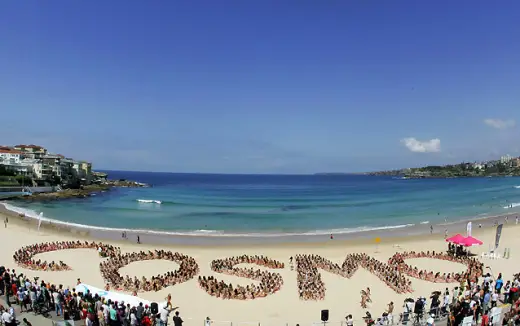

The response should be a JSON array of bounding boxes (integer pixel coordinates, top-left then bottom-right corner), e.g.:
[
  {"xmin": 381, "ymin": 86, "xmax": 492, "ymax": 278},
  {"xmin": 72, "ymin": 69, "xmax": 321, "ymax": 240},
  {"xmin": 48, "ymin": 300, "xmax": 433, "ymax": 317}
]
[
  {"xmin": 367, "ymin": 156, "xmax": 520, "ymax": 179},
  {"xmin": 313, "ymin": 172, "xmax": 362, "ymax": 176}
]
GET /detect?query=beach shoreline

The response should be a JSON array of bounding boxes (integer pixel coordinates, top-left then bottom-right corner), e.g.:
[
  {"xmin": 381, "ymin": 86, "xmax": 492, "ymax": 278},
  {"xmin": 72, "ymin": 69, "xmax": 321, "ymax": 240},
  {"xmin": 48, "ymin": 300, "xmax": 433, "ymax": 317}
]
[{"xmin": 1, "ymin": 201, "xmax": 519, "ymax": 246}]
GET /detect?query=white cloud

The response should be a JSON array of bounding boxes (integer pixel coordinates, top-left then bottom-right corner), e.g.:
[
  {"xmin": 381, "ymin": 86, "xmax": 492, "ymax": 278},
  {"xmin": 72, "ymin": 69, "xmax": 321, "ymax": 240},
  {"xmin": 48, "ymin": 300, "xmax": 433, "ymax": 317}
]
[
  {"xmin": 401, "ymin": 137, "xmax": 441, "ymax": 153},
  {"xmin": 484, "ymin": 119, "xmax": 516, "ymax": 129}
]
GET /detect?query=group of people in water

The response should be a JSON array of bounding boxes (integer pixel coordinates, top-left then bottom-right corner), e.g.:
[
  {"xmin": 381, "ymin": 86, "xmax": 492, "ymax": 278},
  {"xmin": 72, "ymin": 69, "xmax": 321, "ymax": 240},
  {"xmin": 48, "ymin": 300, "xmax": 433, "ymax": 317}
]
[
  {"xmin": 99, "ymin": 249, "xmax": 199, "ymax": 292},
  {"xmin": 198, "ymin": 255, "xmax": 284, "ymax": 300},
  {"xmin": 294, "ymin": 253, "xmax": 412, "ymax": 301},
  {"xmin": 13, "ymin": 241, "xmax": 120, "ymax": 271},
  {"xmin": 388, "ymin": 250, "xmax": 484, "ymax": 283}
]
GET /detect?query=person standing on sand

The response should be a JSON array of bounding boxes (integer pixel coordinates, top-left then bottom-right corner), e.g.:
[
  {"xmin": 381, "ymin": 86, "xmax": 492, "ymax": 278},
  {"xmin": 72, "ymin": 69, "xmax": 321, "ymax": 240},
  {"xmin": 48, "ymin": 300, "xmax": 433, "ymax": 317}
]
[
  {"xmin": 137, "ymin": 235, "xmax": 140, "ymax": 244},
  {"xmin": 4, "ymin": 216, "xmax": 8, "ymax": 228},
  {"xmin": 387, "ymin": 301, "xmax": 394, "ymax": 325},
  {"xmin": 430, "ymin": 225, "xmax": 433, "ymax": 234},
  {"xmin": 172, "ymin": 311, "xmax": 183, "ymax": 326},
  {"xmin": 444, "ymin": 229, "xmax": 448, "ymax": 239},
  {"xmin": 516, "ymin": 216, "xmax": 518, "ymax": 225}
]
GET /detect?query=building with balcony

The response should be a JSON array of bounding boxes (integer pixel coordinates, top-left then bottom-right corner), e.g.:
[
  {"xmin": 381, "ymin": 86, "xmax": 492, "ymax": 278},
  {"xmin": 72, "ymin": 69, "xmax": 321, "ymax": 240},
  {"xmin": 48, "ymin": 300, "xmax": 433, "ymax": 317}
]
[
  {"xmin": 14, "ymin": 144, "xmax": 48, "ymax": 160},
  {"xmin": 60, "ymin": 158, "xmax": 82, "ymax": 184},
  {"xmin": 0, "ymin": 158, "xmax": 43, "ymax": 180},
  {"xmin": 0, "ymin": 149, "xmax": 22, "ymax": 164},
  {"xmin": 78, "ymin": 161, "xmax": 93, "ymax": 182}
]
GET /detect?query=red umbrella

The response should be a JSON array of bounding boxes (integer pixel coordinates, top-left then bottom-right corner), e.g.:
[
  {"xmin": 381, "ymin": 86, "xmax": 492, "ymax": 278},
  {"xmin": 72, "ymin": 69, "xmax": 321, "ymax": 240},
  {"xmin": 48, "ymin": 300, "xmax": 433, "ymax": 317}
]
[
  {"xmin": 445, "ymin": 234, "xmax": 466, "ymax": 245},
  {"xmin": 461, "ymin": 235, "xmax": 483, "ymax": 247}
]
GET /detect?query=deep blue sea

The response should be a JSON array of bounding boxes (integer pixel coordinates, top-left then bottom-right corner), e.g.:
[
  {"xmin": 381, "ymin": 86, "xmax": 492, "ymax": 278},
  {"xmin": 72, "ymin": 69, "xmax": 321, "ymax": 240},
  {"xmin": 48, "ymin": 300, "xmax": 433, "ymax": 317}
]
[{"xmin": 3, "ymin": 171, "xmax": 520, "ymax": 236}]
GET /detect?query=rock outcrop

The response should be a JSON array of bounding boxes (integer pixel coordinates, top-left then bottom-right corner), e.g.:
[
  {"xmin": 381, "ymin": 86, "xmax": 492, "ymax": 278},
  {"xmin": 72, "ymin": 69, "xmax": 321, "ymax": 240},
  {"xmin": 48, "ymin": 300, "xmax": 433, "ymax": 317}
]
[{"xmin": 8, "ymin": 179, "xmax": 149, "ymax": 202}]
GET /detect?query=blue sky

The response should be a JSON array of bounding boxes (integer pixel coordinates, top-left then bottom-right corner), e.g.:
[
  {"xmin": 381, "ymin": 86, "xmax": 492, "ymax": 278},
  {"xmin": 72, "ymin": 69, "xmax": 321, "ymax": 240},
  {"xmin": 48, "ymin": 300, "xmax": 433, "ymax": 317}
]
[{"xmin": 1, "ymin": 1, "xmax": 519, "ymax": 173}]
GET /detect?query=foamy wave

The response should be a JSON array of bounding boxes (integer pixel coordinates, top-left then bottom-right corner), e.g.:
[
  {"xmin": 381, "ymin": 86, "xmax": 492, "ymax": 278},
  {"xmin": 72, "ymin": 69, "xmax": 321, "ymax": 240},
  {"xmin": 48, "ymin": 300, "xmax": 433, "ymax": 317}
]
[
  {"xmin": 514, "ymin": 186, "xmax": 520, "ymax": 189},
  {"xmin": 503, "ymin": 202, "xmax": 520, "ymax": 209},
  {"xmin": 193, "ymin": 229, "xmax": 224, "ymax": 234},
  {"xmin": 299, "ymin": 224, "xmax": 416, "ymax": 236},
  {"xmin": 420, "ymin": 221, "xmax": 430, "ymax": 225},
  {"xmin": 137, "ymin": 199, "xmax": 162, "ymax": 204},
  {"xmin": 1, "ymin": 203, "xmax": 52, "ymax": 222},
  {"xmin": 0, "ymin": 202, "xmax": 416, "ymax": 238}
]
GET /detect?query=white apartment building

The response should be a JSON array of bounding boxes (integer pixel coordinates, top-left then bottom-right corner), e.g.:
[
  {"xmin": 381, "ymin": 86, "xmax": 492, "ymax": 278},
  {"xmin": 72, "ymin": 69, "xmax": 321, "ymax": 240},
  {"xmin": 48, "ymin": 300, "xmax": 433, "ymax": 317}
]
[
  {"xmin": 0, "ymin": 158, "xmax": 43, "ymax": 179},
  {"xmin": 0, "ymin": 150, "xmax": 22, "ymax": 164},
  {"xmin": 24, "ymin": 159, "xmax": 43, "ymax": 179},
  {"xmin": 500, "ymin": 154, "xmax": 512, "ymax": 164}
]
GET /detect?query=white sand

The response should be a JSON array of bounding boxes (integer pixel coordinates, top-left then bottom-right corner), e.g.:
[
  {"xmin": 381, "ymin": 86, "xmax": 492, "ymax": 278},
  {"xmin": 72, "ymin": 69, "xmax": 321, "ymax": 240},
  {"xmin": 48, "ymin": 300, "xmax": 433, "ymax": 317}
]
[{"xmin": 1, "ymin": 215, "xmax": 518, "ymax": 326}]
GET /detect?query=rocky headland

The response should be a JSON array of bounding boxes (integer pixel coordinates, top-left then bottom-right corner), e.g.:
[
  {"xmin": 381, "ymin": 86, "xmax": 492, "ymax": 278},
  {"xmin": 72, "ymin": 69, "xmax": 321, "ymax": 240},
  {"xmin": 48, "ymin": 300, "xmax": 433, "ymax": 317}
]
[{"xmin": 6, "ymin": 178, "xmax": 150, "ymax": 201}]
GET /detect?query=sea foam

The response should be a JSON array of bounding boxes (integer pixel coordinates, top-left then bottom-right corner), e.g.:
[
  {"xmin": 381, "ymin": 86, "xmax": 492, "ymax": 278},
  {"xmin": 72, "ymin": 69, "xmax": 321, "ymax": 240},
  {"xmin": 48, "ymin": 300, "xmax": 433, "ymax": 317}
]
[
  {"xmin": 137, "ymin": 199, "xmax": 162, "ymax": 204},
  {"xmin": 503, "ymin": 202, "xmax": 520, "ymax": 209},
  {"xmin": 0, "ymin": 202, "xmax": 416, "ymax": 238}
]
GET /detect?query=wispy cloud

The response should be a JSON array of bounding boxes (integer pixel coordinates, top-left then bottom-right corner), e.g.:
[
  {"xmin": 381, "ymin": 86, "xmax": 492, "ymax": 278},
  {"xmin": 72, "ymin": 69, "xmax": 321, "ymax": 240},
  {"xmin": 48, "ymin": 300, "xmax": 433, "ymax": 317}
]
[
  {"xmin": 401, "ymin": 137, "xmax": 441, "ymax": 153},
  {"xmin": 483, "ymin": 118, "xmax": 516, "ymax": 129}
]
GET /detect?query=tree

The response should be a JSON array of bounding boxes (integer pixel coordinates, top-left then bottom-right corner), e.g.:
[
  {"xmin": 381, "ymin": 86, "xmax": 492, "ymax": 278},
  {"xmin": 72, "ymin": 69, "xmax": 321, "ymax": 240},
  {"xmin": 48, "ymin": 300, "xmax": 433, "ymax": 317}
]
[
  {"xmin": 53, "ymin": 175, "xmax": 62, "ymax": 186},
  {"xmin": 0, "ymin": 165, "xmax": 15, "ymax": 176}
]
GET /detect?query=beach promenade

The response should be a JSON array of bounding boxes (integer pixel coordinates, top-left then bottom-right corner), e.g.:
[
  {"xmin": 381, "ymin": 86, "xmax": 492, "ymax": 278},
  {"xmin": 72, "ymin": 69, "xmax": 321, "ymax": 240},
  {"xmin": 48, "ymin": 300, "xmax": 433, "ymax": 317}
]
[{"xmin": 1, "ymin": 206, "xmax": 519, "ymax": 326}]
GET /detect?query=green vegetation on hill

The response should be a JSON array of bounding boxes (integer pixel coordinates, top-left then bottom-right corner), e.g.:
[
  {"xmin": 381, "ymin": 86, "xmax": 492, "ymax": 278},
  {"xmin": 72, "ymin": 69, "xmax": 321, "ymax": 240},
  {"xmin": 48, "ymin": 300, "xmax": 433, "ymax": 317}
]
[
  {"xmin": 368, "ymin": 161, "xmax": 520, "ymax": 178},
  {"xmin": 0, "ymin": 170, "xmax": 32, "ymax": 187}
]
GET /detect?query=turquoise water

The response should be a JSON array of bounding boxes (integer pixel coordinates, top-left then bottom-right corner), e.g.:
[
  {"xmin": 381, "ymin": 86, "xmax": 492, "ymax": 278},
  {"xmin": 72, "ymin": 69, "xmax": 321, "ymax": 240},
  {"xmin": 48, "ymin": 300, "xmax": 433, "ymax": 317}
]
[{"xmin": 3, "ymin": 172, "xmax": 520, "ymax": 235}]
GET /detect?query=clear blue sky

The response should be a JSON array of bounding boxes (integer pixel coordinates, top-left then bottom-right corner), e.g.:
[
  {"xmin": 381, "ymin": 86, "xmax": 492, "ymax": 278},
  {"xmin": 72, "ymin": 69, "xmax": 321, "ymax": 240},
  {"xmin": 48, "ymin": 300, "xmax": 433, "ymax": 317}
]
[{"xmin": 1, "ymin": 1, "xmax": 519, "ymax": 173}]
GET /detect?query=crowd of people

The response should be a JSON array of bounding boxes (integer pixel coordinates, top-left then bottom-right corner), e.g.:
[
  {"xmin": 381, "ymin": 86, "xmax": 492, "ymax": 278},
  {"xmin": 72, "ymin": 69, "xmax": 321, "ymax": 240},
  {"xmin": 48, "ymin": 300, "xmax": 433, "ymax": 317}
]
[
  {"xmin": 13, "ymin": 241, "xmax": 120, "ymax": 271},
  {"xmin": 6, "ymin": 240, "xmax": 520, "ymax": 326},
  {"xmin": 388, "ymin": 250, "xmax": 484, "ymax": 283},
  {"xmin": 100, "ymin": 249, "xmax": 199, "ymax": 292},
  {"xmin": 447, "ymin": 243, "xmax": 471, "ymax": 257},
  {"xmin": 444, "ymin": 271, "xmax": 520, "ymax": 326},
  {"xmin": 198, "ymin": 255, "xmax": 284, "ymax": 300},
  {"xmin": 347, "ymin": 271, "xmax": 520, "ymax": 326},
  {"xmin": 295, "ymin": 253, "xmax": 413, "ymax": 301},
  {"xmin": 12, "ymin": 241, "xmax": 199, "ymax": 293},
  {"xmin": 0, "ymin": 265, "xmax": 187, "ymax": 326}
]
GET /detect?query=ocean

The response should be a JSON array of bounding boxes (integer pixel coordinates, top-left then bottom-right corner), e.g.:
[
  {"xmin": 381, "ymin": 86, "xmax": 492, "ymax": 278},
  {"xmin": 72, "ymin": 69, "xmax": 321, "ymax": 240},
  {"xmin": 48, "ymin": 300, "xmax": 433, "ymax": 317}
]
[{"xmin": 2, "ymin": 172, "xmax": 520, "ymax": 237}]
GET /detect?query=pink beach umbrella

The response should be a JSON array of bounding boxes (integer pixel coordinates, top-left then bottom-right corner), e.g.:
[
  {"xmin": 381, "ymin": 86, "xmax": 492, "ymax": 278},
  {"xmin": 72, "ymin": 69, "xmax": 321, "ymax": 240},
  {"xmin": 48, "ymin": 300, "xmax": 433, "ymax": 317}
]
[
  {"xmin": 445, "ymin": 234, "xmax": 466, "ymax": 245},
  {"xmin": 461, "ymin": 235, "xmax": 483, "ymax": 247}
]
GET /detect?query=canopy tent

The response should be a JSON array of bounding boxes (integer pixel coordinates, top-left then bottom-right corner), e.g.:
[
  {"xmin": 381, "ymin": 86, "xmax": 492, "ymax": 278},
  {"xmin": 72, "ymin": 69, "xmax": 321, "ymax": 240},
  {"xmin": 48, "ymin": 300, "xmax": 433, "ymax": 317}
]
[
  {"xmin": 461, "ymin": 235, "xmax": 483, "ymax": 247},
  {"xmin": 446, "ymin": 234, "xmax": 466, "ymax": 245}
]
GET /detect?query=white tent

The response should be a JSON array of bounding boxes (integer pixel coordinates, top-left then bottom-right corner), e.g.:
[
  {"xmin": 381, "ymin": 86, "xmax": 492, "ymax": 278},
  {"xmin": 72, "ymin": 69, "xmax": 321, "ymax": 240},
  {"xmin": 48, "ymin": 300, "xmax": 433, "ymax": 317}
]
[{"xmin": 76, "ymin": 283, "xmax": 166, "ymax": 308}]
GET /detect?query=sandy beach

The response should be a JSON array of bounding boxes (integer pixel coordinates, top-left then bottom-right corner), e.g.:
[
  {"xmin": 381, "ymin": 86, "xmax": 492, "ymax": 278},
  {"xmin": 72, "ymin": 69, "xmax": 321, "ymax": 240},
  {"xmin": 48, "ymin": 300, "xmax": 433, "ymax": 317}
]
[{"xmin": 1, "ymin": 205, "xmax": 519, "ymax": 326}]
